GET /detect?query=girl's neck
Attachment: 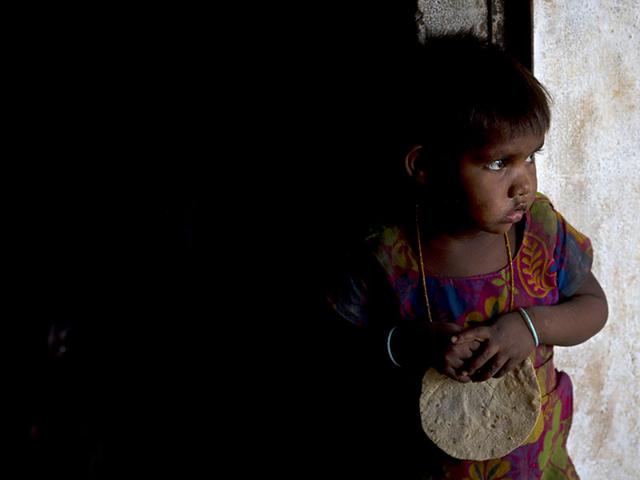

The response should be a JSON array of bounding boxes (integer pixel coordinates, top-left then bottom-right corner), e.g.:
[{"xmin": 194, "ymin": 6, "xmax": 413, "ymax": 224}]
[
  {"xmin": 426, "ymin": 228, "xmax": 503, "ymax": 252},
  {"xmin": 412, "ymin": 216, "xmax": 519, "ymax": 279},
  {"xmin": 417, "ymin": 206, "xmax": 495, "ymax": 248}
]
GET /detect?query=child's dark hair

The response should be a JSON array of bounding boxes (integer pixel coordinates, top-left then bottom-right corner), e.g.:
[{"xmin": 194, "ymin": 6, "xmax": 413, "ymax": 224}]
[{"xmin": 402, "ymin": 32, "xmax": 551, "ymax": 159}]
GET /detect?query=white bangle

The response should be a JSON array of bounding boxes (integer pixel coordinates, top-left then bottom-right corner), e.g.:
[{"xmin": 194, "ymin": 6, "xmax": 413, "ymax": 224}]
[
  {"xmin": 386, "ymin": 326, "xmax": 402, "ymax": 367},
  {"xmin": 518, "ymin": 307, "xmax": 540, "ymax": 347}
]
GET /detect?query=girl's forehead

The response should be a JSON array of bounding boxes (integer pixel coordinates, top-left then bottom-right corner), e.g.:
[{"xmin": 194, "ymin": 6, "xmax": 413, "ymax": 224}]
[{"xmin": 474, "ymin": 131, "xmax": 545, "ymax": 158}]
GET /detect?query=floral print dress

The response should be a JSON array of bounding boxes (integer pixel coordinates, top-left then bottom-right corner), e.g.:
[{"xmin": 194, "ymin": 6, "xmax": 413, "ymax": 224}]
[{"xmin": 328, "ymin": 194, "xmax": 593, "ymax": 479}]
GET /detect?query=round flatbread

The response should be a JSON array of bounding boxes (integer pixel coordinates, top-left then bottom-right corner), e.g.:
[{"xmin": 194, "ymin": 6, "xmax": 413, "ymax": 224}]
[{"xmin": 419, "ymin": 359, "xmax": 541, "ymax": 461}]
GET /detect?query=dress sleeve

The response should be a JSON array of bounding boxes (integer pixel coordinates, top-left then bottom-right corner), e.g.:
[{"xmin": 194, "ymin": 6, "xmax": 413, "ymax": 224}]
[
  {"xmin": 553, "ymin": 208, "xmax": 594, "ymax": 299},
  {"xmin": 326, "ymin": 259, "xmax": 371, "ymax": 327},
  {"xmin": 325, "ymin": 240, "xmax": 398, "ymax": 329}
]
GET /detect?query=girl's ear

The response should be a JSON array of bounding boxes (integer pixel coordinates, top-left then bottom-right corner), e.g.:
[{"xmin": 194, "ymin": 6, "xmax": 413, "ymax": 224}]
[{"xmin": 405, "ymin": 145, "xmax": 427, "ymax": 185}]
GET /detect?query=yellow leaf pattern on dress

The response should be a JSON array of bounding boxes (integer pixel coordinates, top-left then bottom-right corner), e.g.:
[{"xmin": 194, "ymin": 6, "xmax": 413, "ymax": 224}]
[
  {"xmin": 464, "ymin": 458, "xmax": 512, "ymax": 480},
  {"xmin": 517, "ymin": 233, "xmax": 555, "ymax": 298}
]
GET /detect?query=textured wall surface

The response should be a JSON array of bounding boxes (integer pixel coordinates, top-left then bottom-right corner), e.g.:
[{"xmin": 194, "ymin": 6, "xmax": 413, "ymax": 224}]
[
  {"xmin": 534, "ymin": 1, "xmax": 640, "ymax": 478},
  {"xmin": 417, "ymin": 0, "xmax": 488, "ymax": 41}
]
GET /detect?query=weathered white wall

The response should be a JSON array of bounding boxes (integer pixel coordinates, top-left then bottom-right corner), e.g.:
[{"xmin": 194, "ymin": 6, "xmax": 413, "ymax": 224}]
[
  {"xmin": 534, "ymin": 1, "xmax": 640, "ymax": 478},
  {"xmin": 417, "ymin": 0, "xmax": 488, "ymax": 41}
]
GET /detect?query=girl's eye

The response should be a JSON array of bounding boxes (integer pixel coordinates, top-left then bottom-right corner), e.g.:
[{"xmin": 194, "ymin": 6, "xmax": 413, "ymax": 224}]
[
  {"xmin": 527, "ymin": 148, "xmax": 543, "ymax": 164},
  {"xmin": 487, "ymin": 159, "xmax": 506, "ymax": 171}
]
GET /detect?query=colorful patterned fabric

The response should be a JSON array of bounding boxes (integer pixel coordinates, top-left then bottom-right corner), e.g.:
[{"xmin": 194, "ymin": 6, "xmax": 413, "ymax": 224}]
[{"xmin": 328, "ymin": 193, "xmax": 592, "ymax": 479}]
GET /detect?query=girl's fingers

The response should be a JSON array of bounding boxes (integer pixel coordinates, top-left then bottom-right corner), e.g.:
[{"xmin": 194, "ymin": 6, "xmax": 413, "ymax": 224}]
[
  {"xmin": 468, "ymin": 343, "xmax": 498, "ymax": 375},
  {"xmin": 477, "ymin": 355, "xmax": 508, "ymax": 381},
  {"xmin": 453, "ymin": 340, "xmax": 482, "ymax": 359},
  {"xmin": 444, "ymin": 366, "xmax": 471, "ymax": 383},
  {"xmin": 452, "ymin": 327, "xmax": 491, "ymax": 344},
  {"xmin": 445, "ymin": 356, "xmax": 464, "ymax": 369},
  {"xmin": 468, "ymin": 339, "xmax": 482, "ymax": 351},
  {"xmin": 443, "ymin": 366, "xmax": 459, "ymax": 380},
  {"xmin": 493, "ymin": 358, "xmax": 516, "ymax": 378}
]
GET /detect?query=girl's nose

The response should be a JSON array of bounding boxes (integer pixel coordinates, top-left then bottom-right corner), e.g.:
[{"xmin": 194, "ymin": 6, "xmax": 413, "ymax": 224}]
[{"xmin": 508, "ymin": 169, "xmax": 533, "ymax": 198}]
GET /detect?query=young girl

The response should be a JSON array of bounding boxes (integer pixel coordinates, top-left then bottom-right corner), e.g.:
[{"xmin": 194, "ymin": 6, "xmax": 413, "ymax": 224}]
[{"xmin": 325, "ymin": 33, "xmax": 608, "ymax": 479}]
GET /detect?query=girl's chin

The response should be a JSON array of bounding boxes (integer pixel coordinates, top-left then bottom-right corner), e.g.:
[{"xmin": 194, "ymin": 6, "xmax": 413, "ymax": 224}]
[{"xmin": 479, "ymin": 223, "xmax": 513, "ymax": 235}]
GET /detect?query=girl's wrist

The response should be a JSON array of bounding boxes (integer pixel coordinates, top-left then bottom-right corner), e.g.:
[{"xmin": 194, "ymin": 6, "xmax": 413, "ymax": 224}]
[
  {"xmin": 517, "ymin": 307, "xmax": 542, "ymax": 347},
  {"xmin": 387, "ymin": 323, "xmax": 413, "ymax": 369}
]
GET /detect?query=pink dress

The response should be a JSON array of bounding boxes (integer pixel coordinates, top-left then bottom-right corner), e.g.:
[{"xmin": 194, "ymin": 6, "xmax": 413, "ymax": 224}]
[{"xmin": 328, "ymin": 193, "xmax": 592, "ymax": 479}]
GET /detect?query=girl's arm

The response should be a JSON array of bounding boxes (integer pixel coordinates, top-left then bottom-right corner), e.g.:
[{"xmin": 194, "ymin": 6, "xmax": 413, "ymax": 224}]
[
  {"xmin": 453, "ymin": 271, "xmax": 608, "ymax": 381},
  {"xmin": 529, "ymin": 271, "xmax": 608, "ymax": 346}
]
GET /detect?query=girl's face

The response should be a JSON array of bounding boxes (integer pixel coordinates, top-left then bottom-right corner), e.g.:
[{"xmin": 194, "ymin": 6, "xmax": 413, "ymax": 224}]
[{"xmin": 457, "ymin": 131, "xmax": 545, "ymax": 235}]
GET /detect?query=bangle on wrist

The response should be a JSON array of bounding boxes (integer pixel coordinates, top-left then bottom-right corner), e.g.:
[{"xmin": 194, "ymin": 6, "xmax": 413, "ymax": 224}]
[
  {"xmin": 387, "ymin": 326, "xmax": 402, "ymax": 367},
  {"xmin": 518, "ymin": 307, "xmax": 540, "ymax": 347}
]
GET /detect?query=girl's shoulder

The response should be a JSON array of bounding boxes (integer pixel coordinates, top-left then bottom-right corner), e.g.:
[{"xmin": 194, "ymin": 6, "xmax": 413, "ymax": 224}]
[
  {"xmin": 361, "ymin": 222, "xmax": 418, "ymax": 279},
  {"xmin": 527, "ymin": 192, "xmax": 561, "ymax": 239},
  {"xmin": 529, "ymin": 194, "xmax": 593, "ymax": 298},
  {"xmin": 530, "ymin": 192, "xmax": 555, "ymax": 217},
  {"xmin": 527, "ymin": 192, "xmax": 590, "ymax": 247},
  {"xmin": 363, "ymin": 223, "xmax": 403, "ymax": 247}
]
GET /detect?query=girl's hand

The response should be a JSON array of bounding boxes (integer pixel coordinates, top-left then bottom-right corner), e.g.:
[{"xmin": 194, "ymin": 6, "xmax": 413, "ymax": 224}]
[
  {"xmin": 440, "ymin": 334, "xmax": 482, "ymax": 383},
  {"xmin": 398, "ymin": 321, "xmax": 481, "ymax": 382},
  {"xmin": 452, "ymin": 312, "xmax": 536, "ymax": 382}
]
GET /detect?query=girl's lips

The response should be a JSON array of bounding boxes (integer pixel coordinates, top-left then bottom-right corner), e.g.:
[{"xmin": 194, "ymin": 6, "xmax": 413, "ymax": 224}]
[
  {"xmin": 503, "ymin": 204, "xmax": 528, "ymax": 223},
  {"xmin": 504, "ymin": 210, "xmax": 524, "ymax": 223}
]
